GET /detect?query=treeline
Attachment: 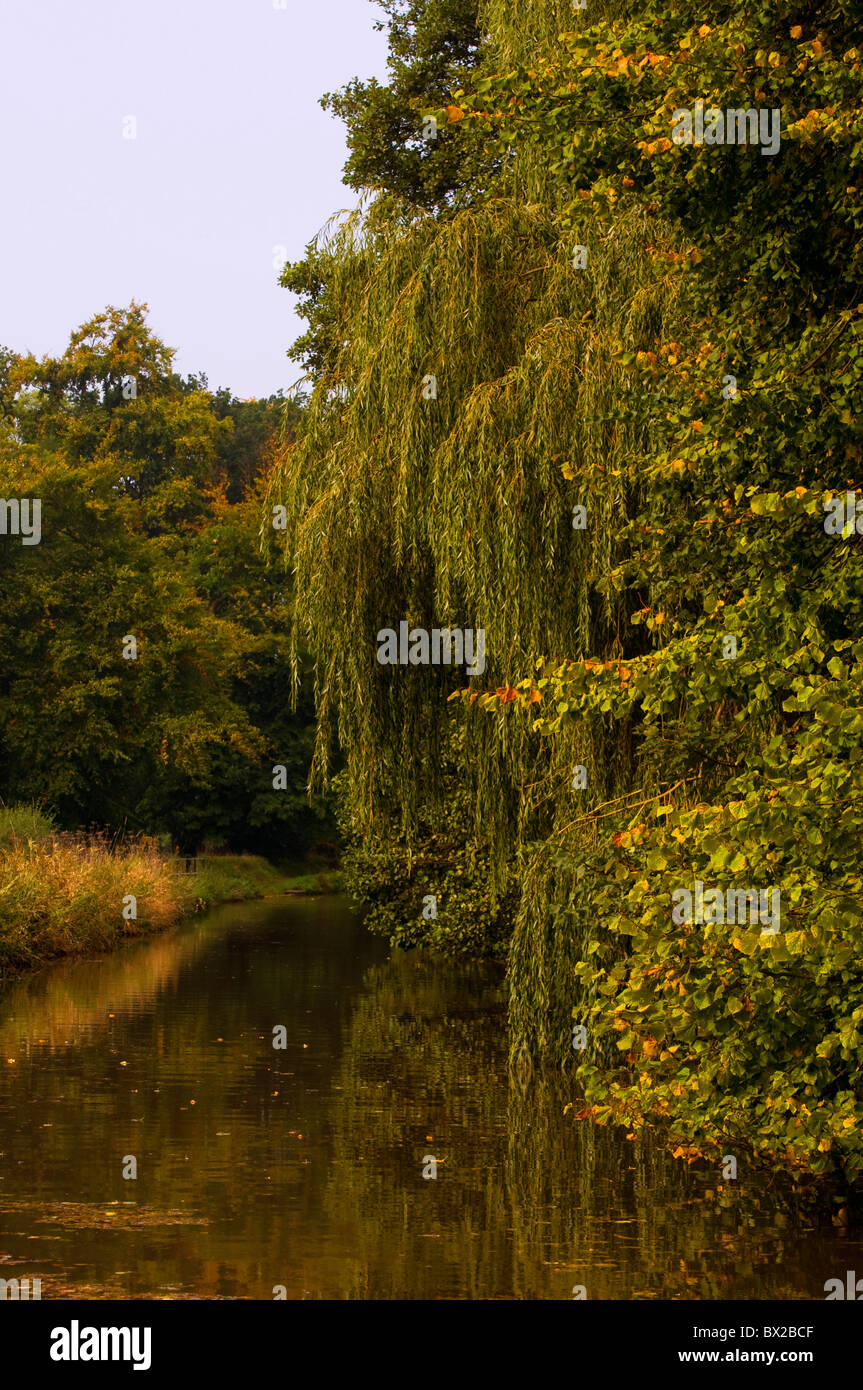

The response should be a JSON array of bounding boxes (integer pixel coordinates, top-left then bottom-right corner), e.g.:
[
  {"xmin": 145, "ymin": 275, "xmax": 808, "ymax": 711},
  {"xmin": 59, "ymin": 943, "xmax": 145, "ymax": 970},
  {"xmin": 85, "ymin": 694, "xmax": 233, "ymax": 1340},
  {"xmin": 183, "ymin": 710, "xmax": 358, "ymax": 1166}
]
[
  {"xmin": 0, "ymin": 303, "xmax": 330, "ymax": 860},
  {"xmin": 275, "ymin": 0, "xmax": 863, "ymax": 1178}
]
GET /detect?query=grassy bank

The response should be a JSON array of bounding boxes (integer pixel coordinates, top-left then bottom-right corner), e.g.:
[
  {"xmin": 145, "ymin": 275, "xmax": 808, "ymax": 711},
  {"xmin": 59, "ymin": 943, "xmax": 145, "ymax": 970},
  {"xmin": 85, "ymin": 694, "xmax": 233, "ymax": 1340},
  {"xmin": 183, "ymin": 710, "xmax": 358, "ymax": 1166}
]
[
  {"xmin": 0, "ymin": 816, "xmax": 342, "ymax": 978},
  {"xmin": 194, "ymin": 855, "xmax": 342, "ymax": 904}
]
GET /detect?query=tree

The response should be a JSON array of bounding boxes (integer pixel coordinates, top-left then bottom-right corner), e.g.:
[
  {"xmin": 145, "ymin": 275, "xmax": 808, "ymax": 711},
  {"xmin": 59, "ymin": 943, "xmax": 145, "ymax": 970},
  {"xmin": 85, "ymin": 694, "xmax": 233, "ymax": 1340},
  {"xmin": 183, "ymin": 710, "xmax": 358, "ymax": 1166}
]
[
  {"xmin": 322, "ymin": 0, "xmax": 493, "ymax": 212},
  {"xmin": 11, "ymin": 303, "xmax": 229, "ymax": 513},
  {"xmin": 273, "ymin": 0, "xmax": 863, "ymax": 1175},
  {"xmin": 0, "ymin": 306, "xmax": 326, "ymax": 856},
  {"xmin": 283, "ymin": 0, "xmax": 498, "ymax": 380},
  {"xmin": 450, "ymin": 0, "xmax": 863, "ymax": 1175}
]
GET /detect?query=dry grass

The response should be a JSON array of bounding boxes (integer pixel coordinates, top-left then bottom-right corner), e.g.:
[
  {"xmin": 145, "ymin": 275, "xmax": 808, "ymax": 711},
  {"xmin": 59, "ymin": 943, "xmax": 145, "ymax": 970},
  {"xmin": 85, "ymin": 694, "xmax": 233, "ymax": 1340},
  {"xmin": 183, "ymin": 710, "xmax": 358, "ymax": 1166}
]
[
  {"xmin": 0, "ymin": 831, "xmax": 182, "ymax": 972},
  {"xmin": 0, "ymin": 827, "xmax": 304, "ymax": 978}
]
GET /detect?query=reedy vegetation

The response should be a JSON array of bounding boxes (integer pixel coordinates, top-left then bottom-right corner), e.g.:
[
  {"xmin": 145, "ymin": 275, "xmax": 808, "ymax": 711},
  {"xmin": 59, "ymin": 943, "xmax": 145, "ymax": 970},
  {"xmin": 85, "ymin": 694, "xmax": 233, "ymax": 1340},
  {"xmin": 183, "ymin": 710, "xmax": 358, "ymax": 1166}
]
[{"xmin": 0, "ymin": 807, "xmax": 295, "ymax": 976}]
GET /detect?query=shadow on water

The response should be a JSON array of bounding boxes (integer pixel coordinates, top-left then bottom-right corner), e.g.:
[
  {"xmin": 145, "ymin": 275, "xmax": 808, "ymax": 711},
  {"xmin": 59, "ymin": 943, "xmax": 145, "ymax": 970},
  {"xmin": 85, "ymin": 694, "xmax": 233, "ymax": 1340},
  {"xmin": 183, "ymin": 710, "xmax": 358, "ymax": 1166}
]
[{"xmin": 0, "ymin": 896, "xmax": 860, "ymax": 1299}]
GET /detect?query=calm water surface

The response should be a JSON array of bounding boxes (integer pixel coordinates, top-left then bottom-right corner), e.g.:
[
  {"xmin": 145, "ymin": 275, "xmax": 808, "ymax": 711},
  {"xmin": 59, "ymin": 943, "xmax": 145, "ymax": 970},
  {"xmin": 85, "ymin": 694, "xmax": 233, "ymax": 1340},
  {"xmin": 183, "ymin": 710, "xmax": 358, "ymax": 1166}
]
[{"xmin": 0, "ymin": 896, "xmax": 859, "ymax": 1299}]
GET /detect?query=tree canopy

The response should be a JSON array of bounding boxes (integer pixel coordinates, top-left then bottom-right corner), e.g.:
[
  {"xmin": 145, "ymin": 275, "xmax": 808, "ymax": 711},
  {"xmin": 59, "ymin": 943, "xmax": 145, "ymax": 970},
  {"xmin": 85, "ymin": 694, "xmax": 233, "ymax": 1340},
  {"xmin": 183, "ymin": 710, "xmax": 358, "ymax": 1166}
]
[
  {"xmin": 0, "ymin": 305, "xmax": 326, "ymax": 858},
  {"xmin": 273, "ymin": 0, "xmax": 863, "ymax": 1177}
]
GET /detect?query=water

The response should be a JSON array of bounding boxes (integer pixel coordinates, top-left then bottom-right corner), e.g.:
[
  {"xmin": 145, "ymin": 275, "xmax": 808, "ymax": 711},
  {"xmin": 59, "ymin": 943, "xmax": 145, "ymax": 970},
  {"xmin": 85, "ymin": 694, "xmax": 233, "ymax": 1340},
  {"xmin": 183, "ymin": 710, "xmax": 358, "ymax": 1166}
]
[{"xmin": 0, "ymin": 896, "xmax": 859, "ymax": 1300}]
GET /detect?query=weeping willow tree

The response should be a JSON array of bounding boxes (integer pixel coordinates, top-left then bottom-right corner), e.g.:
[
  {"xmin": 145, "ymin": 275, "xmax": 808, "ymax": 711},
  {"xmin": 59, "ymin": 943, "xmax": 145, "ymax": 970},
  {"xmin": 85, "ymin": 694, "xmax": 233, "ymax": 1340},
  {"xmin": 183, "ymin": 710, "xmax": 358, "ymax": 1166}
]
[
  {"xmin": 270, "ymin": 196, "xmax": 681, "ymax": 827},
  {"xmin": 269, "ymin": 0, "xmax": 687, "ymax": 1056}
]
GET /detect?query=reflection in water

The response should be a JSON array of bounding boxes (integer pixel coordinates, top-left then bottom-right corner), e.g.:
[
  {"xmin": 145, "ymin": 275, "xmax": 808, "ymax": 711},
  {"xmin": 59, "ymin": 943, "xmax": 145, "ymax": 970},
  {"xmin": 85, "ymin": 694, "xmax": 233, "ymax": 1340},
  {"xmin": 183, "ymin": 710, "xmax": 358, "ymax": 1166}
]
[{"xmin": 0, "ymin": 896, "xmax": 859, "ymax": 1299}]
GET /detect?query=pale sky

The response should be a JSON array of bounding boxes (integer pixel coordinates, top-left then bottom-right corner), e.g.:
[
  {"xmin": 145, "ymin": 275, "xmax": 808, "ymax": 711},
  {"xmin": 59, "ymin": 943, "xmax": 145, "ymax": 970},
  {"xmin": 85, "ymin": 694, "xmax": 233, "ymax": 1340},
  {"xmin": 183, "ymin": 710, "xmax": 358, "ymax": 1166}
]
[{"xmin": 0, "ymin": 0, "xmax": 390, "ymax": 397}]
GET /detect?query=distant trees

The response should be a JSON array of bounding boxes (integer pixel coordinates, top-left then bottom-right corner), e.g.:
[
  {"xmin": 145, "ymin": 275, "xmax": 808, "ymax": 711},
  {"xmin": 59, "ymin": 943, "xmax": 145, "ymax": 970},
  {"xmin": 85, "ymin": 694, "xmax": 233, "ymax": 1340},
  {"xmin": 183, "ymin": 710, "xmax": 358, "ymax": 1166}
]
[{"xmin": 0, "ymin": 304, "xmax": 327, "ymax": 858}]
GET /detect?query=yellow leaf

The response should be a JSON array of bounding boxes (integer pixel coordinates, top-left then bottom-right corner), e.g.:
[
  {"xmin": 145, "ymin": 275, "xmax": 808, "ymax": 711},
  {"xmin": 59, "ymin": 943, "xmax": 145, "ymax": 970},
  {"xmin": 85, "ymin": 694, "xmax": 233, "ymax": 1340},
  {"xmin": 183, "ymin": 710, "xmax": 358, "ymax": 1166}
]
[
  {"xmin": 446, "ymin": 104, "xmax": 465, "ymax": 122},
  {"xmin": 790, "ymin": 25, "xmax": 802, "ymax": 39}
]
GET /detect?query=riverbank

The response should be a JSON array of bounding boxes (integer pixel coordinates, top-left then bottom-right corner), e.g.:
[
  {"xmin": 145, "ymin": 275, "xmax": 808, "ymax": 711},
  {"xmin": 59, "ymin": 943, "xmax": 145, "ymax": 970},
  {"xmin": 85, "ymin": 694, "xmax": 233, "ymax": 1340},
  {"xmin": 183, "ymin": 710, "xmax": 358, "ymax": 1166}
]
[{"xmin": 0, "ymin": 831, "xmax": 342, "ymax": 980}]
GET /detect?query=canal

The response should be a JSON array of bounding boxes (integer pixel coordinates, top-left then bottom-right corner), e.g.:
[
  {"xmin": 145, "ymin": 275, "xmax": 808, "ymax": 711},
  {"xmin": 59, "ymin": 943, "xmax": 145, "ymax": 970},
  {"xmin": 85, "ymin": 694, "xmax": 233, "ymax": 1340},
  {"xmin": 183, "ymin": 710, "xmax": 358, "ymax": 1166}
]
[{"xmin": 0, "ymin": 896, "xmax": 859, "ymax": 1299}]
